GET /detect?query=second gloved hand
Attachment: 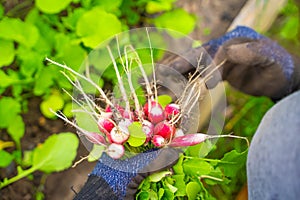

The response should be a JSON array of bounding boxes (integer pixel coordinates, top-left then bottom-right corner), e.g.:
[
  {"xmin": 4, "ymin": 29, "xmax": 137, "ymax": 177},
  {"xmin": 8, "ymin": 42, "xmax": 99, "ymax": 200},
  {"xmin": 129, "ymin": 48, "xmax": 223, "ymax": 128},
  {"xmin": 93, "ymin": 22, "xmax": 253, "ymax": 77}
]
[{"xmin": 165, "ymin": 26, "xmax": 300, "ymax": 100}]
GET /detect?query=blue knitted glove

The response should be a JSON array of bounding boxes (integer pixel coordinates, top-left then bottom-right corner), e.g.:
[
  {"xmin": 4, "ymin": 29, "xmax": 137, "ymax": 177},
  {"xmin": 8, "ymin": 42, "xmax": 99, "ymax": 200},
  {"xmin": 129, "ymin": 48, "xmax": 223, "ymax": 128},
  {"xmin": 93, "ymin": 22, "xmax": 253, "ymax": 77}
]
[
  {"xmin": 166, "ymin": 26, "xmax": 300, "ymax": 100},
  {"xmin": 74, "ymin": 148, "xmax": 180, "ymax": 200}
]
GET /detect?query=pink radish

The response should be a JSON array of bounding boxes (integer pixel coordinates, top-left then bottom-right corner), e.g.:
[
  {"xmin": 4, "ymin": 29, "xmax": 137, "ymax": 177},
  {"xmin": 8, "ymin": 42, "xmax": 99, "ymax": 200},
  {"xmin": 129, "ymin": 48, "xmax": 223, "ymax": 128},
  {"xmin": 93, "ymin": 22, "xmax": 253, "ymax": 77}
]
[
  {"xmin": 106, "ymin": 105, "xmax": 125, "ymax": 116},
  {"xmin": 98, "ymin": 114, "xmax": 115, "ymax": 135},
  {"xmin": 85, "ymin": 132, "xmax": 106, "ymax": 145},
  {"xmin": 107, "ymin": 143, "xmax": 125, "ymax": 159},
  {"xmin": 142, "ymin": 120, "xmax": 154, "ymax": 143},
  {"xmin": 110, "ymin": 126, "xmax": 129, "ymax": 144},
  {"xmin": 169, "ymin": 133, "xmax": 208, "ymax": 147},
  {"xmin": 165, "ymin": 103, "xmax": 180, "ymax": 119},
  {"xmin": 147, "ymin": 101, "xmax": 165, "ymax": 124},
  {"xmin": 154, "ymin": 121, "xmax": 175, "ymax": 139},
  {"xmin": 152, "ymin": 135, "xmax": 166, "ymax": 147}
]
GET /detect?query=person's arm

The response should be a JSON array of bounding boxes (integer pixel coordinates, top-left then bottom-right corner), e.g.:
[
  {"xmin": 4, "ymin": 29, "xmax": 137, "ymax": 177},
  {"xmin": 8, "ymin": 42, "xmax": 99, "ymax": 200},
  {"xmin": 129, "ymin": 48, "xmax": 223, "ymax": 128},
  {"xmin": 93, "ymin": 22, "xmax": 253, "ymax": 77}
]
[{"xmin": 165, "ymin": 26, "xmax": 300, "ymax": 100}]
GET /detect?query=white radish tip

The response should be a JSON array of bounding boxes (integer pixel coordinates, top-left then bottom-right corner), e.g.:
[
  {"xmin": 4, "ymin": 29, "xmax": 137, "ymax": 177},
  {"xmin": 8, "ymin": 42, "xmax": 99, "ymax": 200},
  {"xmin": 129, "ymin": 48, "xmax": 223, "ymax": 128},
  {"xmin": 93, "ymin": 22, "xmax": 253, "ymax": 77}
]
[
  {"xmin": 110, "ymin": 126, "xmax": 129, "ymax": 144},
  {"xmin": 107, "ymin": 143, "xmax": 125, "ymax": 159}
]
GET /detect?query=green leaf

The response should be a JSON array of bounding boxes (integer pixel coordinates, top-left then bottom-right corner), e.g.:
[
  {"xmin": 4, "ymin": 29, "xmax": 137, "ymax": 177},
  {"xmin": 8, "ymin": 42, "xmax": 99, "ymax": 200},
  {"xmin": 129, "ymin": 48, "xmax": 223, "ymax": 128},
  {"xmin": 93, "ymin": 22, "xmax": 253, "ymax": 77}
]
[
  {"xmin": 157, "ymin": 95, "xmax": 172, "ymax": 108},
  {"xmin": 127, "ymin": 122, "xmax": 146, "ymax": 147},
  {"xmin": 146, "ymin": 0, "xmax": 175, "ymax": 14},
  {"xmin": 173, "ymin": 175, "xmax": 186, "ymax": 196},
  {"xmin": 0, "ymin": 97, "xmax": 21, "ymax": 128},
  {"xmin": 33, "ymin": 66, "xmax": 55, "ymax": 96},
  {"xmin": 161, "ymin": 188, "xmax": 174, "ymax": 199},
  {"xmin": 0, "ymin": 17, "xmax": 39, "ymax": 48},
  {"xmin": 154, "ymin": 9, "xmax": 196, "ymax": 37},
  {"xmin": 280, "ymin": 16, "xmax": 299, "ymax": 40},
  {"xmin": 0, "ymin": 4, "xmax": 4, "ymax": 19},
  {"xmin": 186, "ymin": 140, "xmax": 214, "ymax": 158},
  {"xmin": 172, "ymin": 154, "xmax": 184, "ymax": 174},
  {"xmin": 183, "ymin": 159, "xmax": 213, "ymax": 176},
  {"xmin": 0, "ymin": 39, "xmax": 15, "ymax": 67},
  {"xmin": 54, "ymin": 34, "xmax": 86, "ymax": 71},
  {"xmin": 0, "ymin": 150, "xmax": 14, "ymax": 168},
  {"xmin": 40, "ymin": 93, "xmax": 64, "ymax": 118},
  {"xmin": 32, "ymin": 132, "xmax": 79, "ymax": 173},
  {"xmin": 63, "ymin": 102, "xmax": 73, "ymax": 118},
  {"xmin": 35, "ymin": 0, "xmax": 73, "ymax": 14},
  {"xmin": 137, "ymin": 191, "xmax": 150, "ymax": 200},
  {"xmin": 0, "ymin": 70, "xmax": 18, "ymax": 88},
  {"xmin": 92, "ymin": 0, "xmax": 122, "ymax": 13},
  {"xmin": 148, "ymin": 171, "xmax": 172, "ymax": 182},
  {"xmin": 218, "ymin": 149, "xmax": 248, "ymax": 178},
  {"xmin": 22, "ymin": 150, "xmax": 34, "ymax": 167},
  {"xmin": 7, "ymin": 115, "xmax": 25, "ymax": 148},
  {"xmin": 75, "ymin": 107, "xmax": 99, "ymax": 133},
  {"xmin": 88, "ymin": 144, "xmax": 105, "ymax": 162},
  {"xmin": 76, "ymin": 7, "xmax": 122, "ymax": 48},
  {"xmin": 186, "ymin": 182, "xmax": 200, "ymax": 200},
  {"xmin": 165, "ymin": 182, "xmax": 177, "ymax": 194},
  {"xmin": 62, "ymin": 8, "xmax": 86, "ymax": 31}
]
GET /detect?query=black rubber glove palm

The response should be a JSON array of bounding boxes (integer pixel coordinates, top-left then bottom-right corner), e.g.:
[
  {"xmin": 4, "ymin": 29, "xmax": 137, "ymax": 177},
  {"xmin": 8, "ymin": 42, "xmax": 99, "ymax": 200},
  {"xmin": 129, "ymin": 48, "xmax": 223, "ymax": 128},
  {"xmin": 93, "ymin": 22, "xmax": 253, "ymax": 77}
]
[{"xmin": 166, "ymin": 26, "xmax": 300, "ymax": 100}]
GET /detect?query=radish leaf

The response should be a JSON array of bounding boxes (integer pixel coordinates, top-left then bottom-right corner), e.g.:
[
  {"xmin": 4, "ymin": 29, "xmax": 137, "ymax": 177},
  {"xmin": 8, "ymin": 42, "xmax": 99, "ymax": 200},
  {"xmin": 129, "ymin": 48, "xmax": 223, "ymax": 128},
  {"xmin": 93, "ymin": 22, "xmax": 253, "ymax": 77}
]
[{"xmin": 127, "ymin": 122, "xmax": 146, "ymax": 147}]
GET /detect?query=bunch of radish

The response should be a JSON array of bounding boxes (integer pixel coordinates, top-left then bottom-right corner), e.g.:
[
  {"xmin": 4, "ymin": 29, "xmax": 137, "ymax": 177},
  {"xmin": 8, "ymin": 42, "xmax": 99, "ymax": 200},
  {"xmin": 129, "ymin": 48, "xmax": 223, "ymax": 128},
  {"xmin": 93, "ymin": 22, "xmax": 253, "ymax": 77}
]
[{"xmin": 47, "ymin": 33, "xmax": 248, "ymax": 160}]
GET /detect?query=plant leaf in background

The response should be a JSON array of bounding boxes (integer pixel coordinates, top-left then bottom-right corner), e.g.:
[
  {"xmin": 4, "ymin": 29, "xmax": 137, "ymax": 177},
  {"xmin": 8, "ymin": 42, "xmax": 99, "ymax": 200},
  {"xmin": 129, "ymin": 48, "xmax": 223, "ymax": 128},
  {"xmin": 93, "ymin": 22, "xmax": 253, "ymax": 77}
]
[
  {"xmin": 7, "ymin": 115, "xmax": 25, "ymax": 149},
  {"xmin": 76, "ymin": 7, "xmax": 122, "ymax": 48},
  {"xmin": 35, "ymin": 0, "xmax": 73, "ymax": 14},
  {"xmin": 0, "ymin": 17, "xmax": 39, "ymax": 48},
  {"xmin": 154, "ymin": 9, "xmax": 196, "ymax": 37},
  {"xmin": 0, "ymin": 150, "xmax": 14, "ymax": 168},
  {"xmin": 0, "ymin": 39, "xmax": 15, "ymax": 67},
  {"xmin": 146, "ymin": 0, "xmax": 176, "ymax": 14},
  {"xmin": 0, "ymin": 133, "xmax": 79, "ymax": 188},
  {"xmin": 0, "ymin": 97, "xmax": 21, "ymax": 129},
  {"xmin": 40, "ymin": 92, "xmax": 64, "ymax": 118},
  {"xmin": 32, "ymin": 133, "xmax": 79, "ymax": 173}
]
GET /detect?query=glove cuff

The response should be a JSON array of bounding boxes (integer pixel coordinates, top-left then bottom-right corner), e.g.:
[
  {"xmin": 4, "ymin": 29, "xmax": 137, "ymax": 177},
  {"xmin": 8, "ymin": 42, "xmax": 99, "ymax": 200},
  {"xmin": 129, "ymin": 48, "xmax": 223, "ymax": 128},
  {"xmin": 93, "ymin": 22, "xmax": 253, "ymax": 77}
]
[
  {"xmin": 73, "ymin": 175, "xmax": 119, "ymax": 200},
  {"xmin": 291, "ymin": 55, "xmax": 300, "ymax": 92}
]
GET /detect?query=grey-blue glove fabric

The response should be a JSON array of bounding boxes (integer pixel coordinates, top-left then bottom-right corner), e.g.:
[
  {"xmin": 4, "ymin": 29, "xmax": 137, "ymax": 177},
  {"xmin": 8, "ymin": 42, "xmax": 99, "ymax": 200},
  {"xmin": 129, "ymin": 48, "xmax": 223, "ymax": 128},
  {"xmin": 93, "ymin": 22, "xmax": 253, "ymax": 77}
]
[
  {"xmin": 165, "ymin": 26, "xmax": 300, "ymax": 100},
  {"xmin": 247, "ymin": 90, "xmax": 300, "ymax": 199},
  {"xmin": 74, "ymin": 148, "xmax": 180, "ymax": 200}
]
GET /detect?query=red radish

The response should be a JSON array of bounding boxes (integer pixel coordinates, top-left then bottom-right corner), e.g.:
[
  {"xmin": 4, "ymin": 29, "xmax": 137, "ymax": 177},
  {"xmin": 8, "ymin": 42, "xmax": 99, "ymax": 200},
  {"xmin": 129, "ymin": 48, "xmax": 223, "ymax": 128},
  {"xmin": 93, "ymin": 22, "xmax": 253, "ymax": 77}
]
[
  {"xmin": 169, "ymin": 133, "xmax": 208, "ymax": 147},
  {"xmin": 110, "ymin": 126, "xmax": 129, "ymax": 144},
  {"xmin": 98, "ymin": 114, "xmax": 115, "ymax": 135},
  {"xmin": 174, "ymin": 128, "xmax": 185, "ymax": 138},
  {"xmin": 142, "ymin": 120, "xmax": 154, "ymax": 143},
  {"xmin": 107, "ymin": 143, "xmax": 125, "ymax": 159},
  {"xmin": 152, "ymin": 135, "xmax": 166, "ymax": 147},
  {"xmin": 106, "ymin": 105, "xmax": 125, "ymax": 116},
  {"xmin": 147, "ymin": 101, "xmax": 165, "ymax": 124},
  {"xmin": 122, "ymin": 110, "xmax": 134, "ymax": 119},
  {"xmin": 154, "ymin": 121, "xmax": 175, "ymax": 139},
  {"xmin": 165, "ymin": 103, "xmax": 180, "ymax": 119},
  {"xmin": 85, "ymin": 132, "xmax": 106, "ymax": 145}
]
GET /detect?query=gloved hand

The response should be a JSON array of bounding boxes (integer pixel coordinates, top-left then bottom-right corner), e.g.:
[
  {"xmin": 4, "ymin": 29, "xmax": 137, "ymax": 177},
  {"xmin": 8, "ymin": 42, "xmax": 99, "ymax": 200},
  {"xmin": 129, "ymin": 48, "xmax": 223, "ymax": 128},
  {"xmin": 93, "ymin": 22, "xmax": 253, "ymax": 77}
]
[
  {"xmin": 74, "ymin": 148, "xmax": 180, "ymax": 200},
  {"xmin": 165, "ymin": 26, "xmax": 300, "ymax": 100}
]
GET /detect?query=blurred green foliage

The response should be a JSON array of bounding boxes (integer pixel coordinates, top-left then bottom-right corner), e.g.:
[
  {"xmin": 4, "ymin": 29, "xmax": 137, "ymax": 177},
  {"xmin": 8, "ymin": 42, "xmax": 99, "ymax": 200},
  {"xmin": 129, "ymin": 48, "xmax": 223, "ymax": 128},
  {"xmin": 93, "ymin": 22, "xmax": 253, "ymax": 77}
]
[{"xmin": 0, "ymin": 0, "xmax": 196, "ymax": 196}]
